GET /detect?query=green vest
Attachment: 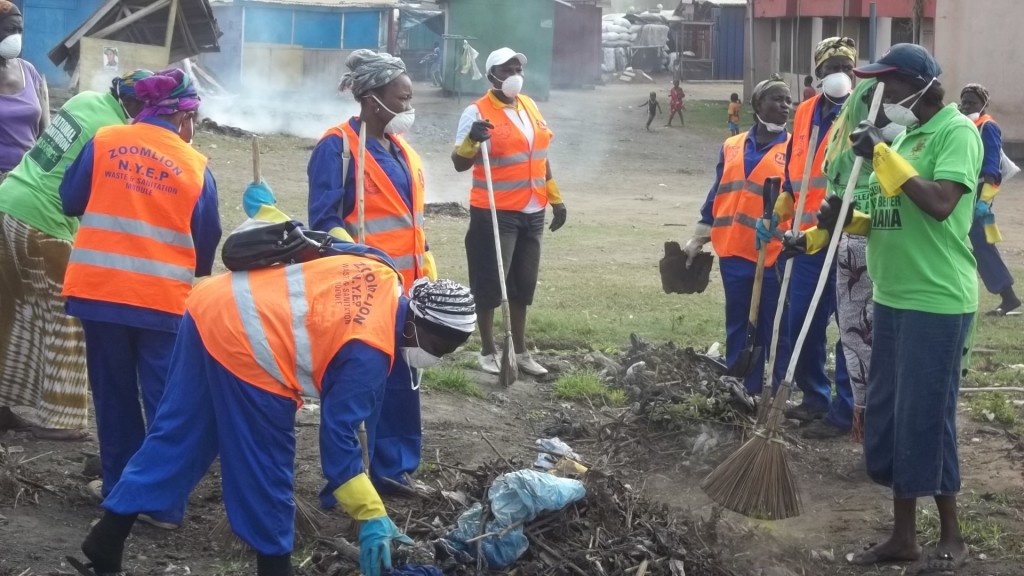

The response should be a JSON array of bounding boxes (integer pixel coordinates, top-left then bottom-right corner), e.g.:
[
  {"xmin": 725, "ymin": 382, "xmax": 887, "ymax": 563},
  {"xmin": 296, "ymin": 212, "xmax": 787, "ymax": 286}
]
[{"xmin": 0, "ymin": 91, "xmax": 127, "ymax": 241}]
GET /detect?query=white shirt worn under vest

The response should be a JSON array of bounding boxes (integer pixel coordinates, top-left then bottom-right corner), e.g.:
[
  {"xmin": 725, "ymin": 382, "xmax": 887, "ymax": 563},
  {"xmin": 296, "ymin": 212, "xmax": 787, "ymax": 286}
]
[{"xmin": 455, "ymin": 99, "xmax": 545, "ymax": 214}]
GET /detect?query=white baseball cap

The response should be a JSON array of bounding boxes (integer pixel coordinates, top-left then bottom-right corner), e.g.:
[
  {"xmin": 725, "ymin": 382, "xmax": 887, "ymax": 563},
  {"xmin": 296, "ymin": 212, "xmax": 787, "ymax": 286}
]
[{"xmin": 485, "ymin": 48, "xmax": 527, "ymax": 73}]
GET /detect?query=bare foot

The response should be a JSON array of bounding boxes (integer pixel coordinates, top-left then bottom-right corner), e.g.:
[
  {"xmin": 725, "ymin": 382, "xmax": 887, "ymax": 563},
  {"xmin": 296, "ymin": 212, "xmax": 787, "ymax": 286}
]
[
  {"xmin": 916, "ymin": 541, "xmax": 969, "ymax": 574},
  {"xmin": 847, "ymin": 538, "xmax": 922, "ymax": 566},
  {"xmin": 32, "ymin": 427, "xmax": 93, "ymax": 442}
]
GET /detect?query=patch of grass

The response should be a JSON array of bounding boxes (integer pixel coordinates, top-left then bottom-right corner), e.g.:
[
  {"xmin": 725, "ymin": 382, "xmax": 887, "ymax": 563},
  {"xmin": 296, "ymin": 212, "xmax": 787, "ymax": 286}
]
[
  {"xmin": 966, "ymin": 392, "xmax": 1019, "ymax": 427},
  {"xmin": 421, "ymin": 366, "xmax": 485, "ymax": 398},
  {"xmin": 553, "ymin": 371, "xmax": 626, "ymax": 406}
]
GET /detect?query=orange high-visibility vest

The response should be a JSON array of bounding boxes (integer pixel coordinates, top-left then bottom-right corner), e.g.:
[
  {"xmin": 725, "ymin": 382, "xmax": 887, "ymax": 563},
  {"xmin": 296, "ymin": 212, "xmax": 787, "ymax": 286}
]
[
  {"xmin": 188, "ymin": 255, "xmax": 401, "ymax": 405},
  {"xmin": 470, "ymin": 93, "xmax": 553, "ymax": 211},
  {"xmin": 785, "ymin": 95, "xmax": 830, "ymax": 231},
  {"xmin": 711, "ymin": 132, "xmax": 789, "ymax": 266},
  {"xmin": 321, "ymin": 122, "xmax": 427, "ymax": 291},
  {"xmin": 63, "ymin": 123, "xmax": 206, "ymax": 315},
  {"xmin": 973, "ymin": 114, "xmax": 1000, "ymax": 188}
]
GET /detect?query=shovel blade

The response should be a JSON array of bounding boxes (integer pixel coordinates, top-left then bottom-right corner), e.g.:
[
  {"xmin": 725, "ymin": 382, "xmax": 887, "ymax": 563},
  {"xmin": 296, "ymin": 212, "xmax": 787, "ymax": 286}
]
[{"xmin": 727, "ymin": 345, "xmax": 762, "ymax": 378}]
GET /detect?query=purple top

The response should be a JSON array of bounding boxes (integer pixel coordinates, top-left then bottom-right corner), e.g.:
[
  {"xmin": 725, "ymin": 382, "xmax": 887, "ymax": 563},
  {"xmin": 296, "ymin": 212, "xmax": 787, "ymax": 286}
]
[{"xmin": 0, "ymin": 59, "xmax": 42, "ymax": 172}]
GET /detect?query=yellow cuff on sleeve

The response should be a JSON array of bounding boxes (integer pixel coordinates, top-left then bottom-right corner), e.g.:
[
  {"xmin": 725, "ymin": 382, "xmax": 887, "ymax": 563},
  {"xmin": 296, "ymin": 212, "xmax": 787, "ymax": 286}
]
[
  {"xmin": 455, "ymin": 137, "xmax": 480, "ymax": 159},
  {"xmin": 333, "ymin": 473, "xmax": 386, "ymax": 521},
  {"xmin": 774, "ymin": 192, "xmax": 795, "ymax": 223},
  {"xmin": 253, "ymin": 205, "xmax": 291, "ymax": 224},
  {"xmin": 872, "ymin": 142, "xmax": 918, "ymax": 198},
  {"xmin": 843, "ymin": 210, "xmax": 872, "ymax": 236},
  {"xmin": 328, "ymin": 226, "xmax": 355, "ymax": 242},
  {"xmin": 422, "ymin": 250, "xmax": 437, "ymax": 281},
  {"xmin": 804, "ymin": 227, "xmax": 831, "ymax": 255},
  {"xmin": 545, "ymin": 180, "xmax": 563, "ymax": 204},
  {"xmin": 980, "ymin": 182, "xmax": 1000, "ymax": 203}
]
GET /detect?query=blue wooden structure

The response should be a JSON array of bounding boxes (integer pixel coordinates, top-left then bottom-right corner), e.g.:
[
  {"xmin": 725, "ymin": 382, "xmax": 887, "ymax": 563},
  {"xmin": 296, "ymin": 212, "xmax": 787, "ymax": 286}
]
[
  {"xmin": 713, "ymin": 3, "xmax": 744, "ymax": 80},
  {"xmin": 19, "ymin": 0, "xmax": 104, "ymax": 83}
]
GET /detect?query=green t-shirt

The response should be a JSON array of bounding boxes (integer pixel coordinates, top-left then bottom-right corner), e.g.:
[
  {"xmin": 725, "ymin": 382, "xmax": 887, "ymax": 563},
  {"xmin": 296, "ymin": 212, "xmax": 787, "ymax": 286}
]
[
  {"xmin": 0, "ymin": 91, "xmax": 127, "ymax": 241},
  {"xmin": 824, "ymin": 79, "xmax": 877, "ymax": 207},
  {"xmin": 866, "ymin": 103, "xmax": 981, "ymax": 314}
]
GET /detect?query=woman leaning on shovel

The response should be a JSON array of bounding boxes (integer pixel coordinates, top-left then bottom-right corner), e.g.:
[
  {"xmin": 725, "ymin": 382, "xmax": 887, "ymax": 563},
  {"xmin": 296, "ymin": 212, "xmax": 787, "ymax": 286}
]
[{"xmin": 785, "ymin": 43, "xmax": 981, "ymax": 575}]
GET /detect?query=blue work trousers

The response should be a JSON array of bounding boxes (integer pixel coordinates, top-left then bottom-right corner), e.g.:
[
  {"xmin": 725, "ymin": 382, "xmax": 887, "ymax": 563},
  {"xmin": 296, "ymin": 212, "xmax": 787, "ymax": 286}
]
[
  {"xmin": 369, "ymin": 353, "xmax": 422, "ymax": 492},
  {"xmin": 969, "ymin": 216, "xmax": 1014, "ymax": 295},
  {"xmin": 864, "ymin": 304, "xmax": 971, "ymax": 498},
  {"xmin": 786, "ymin": 250, "xmax": 853, "ymax": 429},
  {"xmin": 720, "ymin": 256, "xmax": 787, "ymax": 394},
  {"xmin": 81, "ymin": 319, "xmax": 181, "ymax": 524},
  {"xmin": 103, "ymin": 314, "xmax": 299, "ymax": 555}
]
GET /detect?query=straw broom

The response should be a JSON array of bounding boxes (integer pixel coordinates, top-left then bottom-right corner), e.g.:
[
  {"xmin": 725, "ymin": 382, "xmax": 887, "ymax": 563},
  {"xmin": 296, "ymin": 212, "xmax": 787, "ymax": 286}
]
[
  {"xmin": 480, "ymin": 142, "xmax": 519, "ymax": 386},
  {"xmin": 702, "ymin": 84, "xmax": 886, "ymax": 520}
]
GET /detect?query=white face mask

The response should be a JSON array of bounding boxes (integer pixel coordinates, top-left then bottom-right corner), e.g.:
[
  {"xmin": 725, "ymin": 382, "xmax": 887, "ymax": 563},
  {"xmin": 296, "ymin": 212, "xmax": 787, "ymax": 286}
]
[
  {"xmin": 879, "ymin": 122, "xmax": 905, "ymax": 143},
  {"xmin": 501, "ymin": 74, "xmax": 524, "ymax": 99},
  {"xmin": 756, "ymin": 113, "xmax": 786, "ymax": 133},
  {"xmin": 371, "ymin": 95, "xmax": 416, "ymax": 135},
  {"xmin": 0, "ymin": 33, "xmax": 22, "ymax": 60},
  {"xmin": 882, "ymin": 78, "xmax": 935, "ymax": 128},
  {"xmin": 965, "ymin": 112, "xmax": 981, "ymax": 122},
  {"xmin": 821, "ymin": 72, "xmax": 852, "ymax": 99},
  {"xmin": 400, "ymin": 325, "xmax": 441, "ymax": 370}
]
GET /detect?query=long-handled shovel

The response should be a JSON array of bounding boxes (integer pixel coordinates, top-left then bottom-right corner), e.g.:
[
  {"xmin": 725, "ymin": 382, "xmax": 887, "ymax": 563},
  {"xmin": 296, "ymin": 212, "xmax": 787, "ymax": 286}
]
[
  {"xmin": 702, "ymin": 85, "xmax": 885, "ymax": 520},
  {"xmin": 480, "ymin": 142, "xmax": 519, "ymax": 387},
  {"xmin": 755, "ymin": 124, "xmax": 820, "ymax": 425},
  {"xmin": 729, "ymin": 176, "xmax": 781, "ymax": 377}
]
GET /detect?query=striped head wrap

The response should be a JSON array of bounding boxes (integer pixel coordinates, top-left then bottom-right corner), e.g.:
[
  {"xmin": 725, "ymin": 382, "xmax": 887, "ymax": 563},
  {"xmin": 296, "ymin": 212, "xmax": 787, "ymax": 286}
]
[
  {"xmin": 409, "ymin": 278, "xmax": 477, "ymax": 339},
  {"xmin": 133, "ymin": 68, "xmax": 200, "ymax": 121},
  {"xmin": 814, "ymin": 37, "xmax": 857, "ymax": 72},
  {"xmin": 339, "ymin": 49, "xmax": 407, "ymax": 100},
  {"xmin": 111, "ymin": 69, "xmax": 154, "ymax": 99}
]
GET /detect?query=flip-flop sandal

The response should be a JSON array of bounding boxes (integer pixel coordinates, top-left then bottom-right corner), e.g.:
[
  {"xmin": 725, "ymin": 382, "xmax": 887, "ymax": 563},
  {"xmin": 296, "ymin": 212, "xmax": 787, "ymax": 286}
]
[
  {"xmin": 65, "ymin": 556, "xmax": 126, "ymax": 576},
  {"xmin": 914, "ymin": 551, "xmax": 969, "ymax": 575}
]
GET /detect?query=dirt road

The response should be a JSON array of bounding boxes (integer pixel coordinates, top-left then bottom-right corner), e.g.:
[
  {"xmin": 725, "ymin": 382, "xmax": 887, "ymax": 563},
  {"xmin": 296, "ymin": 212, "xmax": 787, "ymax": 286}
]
[{"xmin": 2, "ymin": 80, "xmax": 1022, "ymax": 576}]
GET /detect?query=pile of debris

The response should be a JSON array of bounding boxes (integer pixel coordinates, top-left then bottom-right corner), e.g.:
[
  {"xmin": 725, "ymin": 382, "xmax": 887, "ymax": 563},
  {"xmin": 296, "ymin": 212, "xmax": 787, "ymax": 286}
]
[{"xmin": 304, "ymin": 455, "xmax": 738, "ymax": 576}]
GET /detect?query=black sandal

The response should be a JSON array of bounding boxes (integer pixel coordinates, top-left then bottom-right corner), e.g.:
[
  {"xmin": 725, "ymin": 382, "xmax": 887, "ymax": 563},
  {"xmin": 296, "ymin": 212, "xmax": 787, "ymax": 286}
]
[{"xmin": 66, "ymin": 556, "xmax": 127, "ymax": 576}]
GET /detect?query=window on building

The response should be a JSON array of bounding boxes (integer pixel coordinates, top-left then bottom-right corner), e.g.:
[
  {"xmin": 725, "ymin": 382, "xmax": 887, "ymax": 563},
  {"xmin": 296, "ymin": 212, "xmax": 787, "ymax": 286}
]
[
  {"xmin": 779, "ymin": 18, "xmax": 813, "ymax": 75},
  {"xmin": 780, "ymin": 19, "xmax": 792, "ymax": 72},
  {"xmin": 857, "ymin": 18, "xmax": 871, "ymax": 58},
  {"xmin": 822, "ymin": 17, "xmax": 839, "ymax": 39},
  {"xmin": 343, "ymin": 11, "xmax": 381, "ymax": 49},
  {"xmin": 892, "ymin": 18, "xmax": 915, "ymax": 45}
]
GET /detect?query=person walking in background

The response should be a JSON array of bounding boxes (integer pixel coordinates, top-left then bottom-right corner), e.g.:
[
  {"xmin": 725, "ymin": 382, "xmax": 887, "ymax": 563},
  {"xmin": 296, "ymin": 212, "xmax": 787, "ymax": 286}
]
[
  {"xmin": 761, "ymin": 37, "xmax": 857, "ymax": 439},
  {"xmin": 727, "ymin": 92, "xmax": 742, "ymax": 135},
  {"xmin": 666, "ymin": 80, "xmax": 685, "ymax": 127},
  {"xmin": 685, "ymin": 75, "xmax": 792, "ymax": 395},
  {"xmin": 0, "ymin": 70, "xmax": 152, "ymax": 440},
  {"xmin": 451, "ymin": 47, "xmax": 567, "ymax": 378},
  {"xmin": 803, "ymin": 75, "xmax": 817, "ymax": 102},
  {"xmin": 0, "ymin": 1, "xmax": 45, "ymax": 180},
  {"xmin": 639, "ymin": 91, "xmax": 662, "ymax": 131},
  {"xmin": 959, "ymin": 83, "xmax": 1020, "ymax": 316},
  {"xmin": 60, "ymin": 68, "xmax": 221, "ymax": 530},
  {"xmin": 302, "ymin": 49, "xmax": 436, "ymax": 492}
]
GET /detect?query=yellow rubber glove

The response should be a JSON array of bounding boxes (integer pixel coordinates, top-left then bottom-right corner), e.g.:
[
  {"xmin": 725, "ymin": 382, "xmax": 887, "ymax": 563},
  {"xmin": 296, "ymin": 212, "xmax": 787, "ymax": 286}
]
[
  {"xmin": 872, "ymin": 143, "xmax": 919, "ymax": 198},
  {"xmin": 546, "ymin": 179, "xmax": 563, "ymax": 204},
  {"xmin": 774, "ymin": 191, "xmax": 795, "ymax": 223},
  {"xmin": 422, "ymin": 250, "xmax": 437, "ymax": 281},
  {"xmin": 455, "ymin": 136, "xmax": 480, "ymax": 159},
  {"xmin": 843, "ymin": 210, "xmax": 872, "ymax": 236},
  {"xmin": 802, "ymin": 227, "xmax": 831, "ymax": 255},
  {"xmin": 333, "ymin": 473, "xmax": 387, "ymax": 521},
  {"xmin": 984, "ymin": 214, "xmax": 1003, "ymax": 244},
  {"xmin": 329, "ymin": 226, "xmax": 355, "ymax": 242},
  {"xmin": 252, "ymin": 204, "xmax": 291, "ymax": 224},
  {"xmin": 980, "ymin": 182, "xmax": 1000, "ymax": 203}
]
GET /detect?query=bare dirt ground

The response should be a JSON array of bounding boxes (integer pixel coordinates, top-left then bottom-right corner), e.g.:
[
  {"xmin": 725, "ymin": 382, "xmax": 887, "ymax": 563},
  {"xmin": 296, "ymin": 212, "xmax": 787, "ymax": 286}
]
[{"xmin": 2, "ymin": 80, "xmax": 1023, "ymax": 576}]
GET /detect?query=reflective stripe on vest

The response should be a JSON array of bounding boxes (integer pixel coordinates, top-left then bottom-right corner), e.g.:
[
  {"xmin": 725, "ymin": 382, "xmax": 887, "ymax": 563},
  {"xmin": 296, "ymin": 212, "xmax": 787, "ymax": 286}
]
[
  {"xmin": 469, "ymin": 94, "xmax": 553, "ymax": 211},
  {"xmin": 81, "ymin": 213, "xmax": 195, "ymax": 248},
  {"xmin": 69, "ymin": 249, "xmax": 194, "ymax": 283},
  {"xmin": 785, "ymin": 95, "xmax": 830, "ymax": 231},
  {"xmin": 322, "ymin": 122, "xmax": 427, "ymax": 291},
  {"xmin": 710, "ymin": 131, "xmax": 788, "ymax": 265}
]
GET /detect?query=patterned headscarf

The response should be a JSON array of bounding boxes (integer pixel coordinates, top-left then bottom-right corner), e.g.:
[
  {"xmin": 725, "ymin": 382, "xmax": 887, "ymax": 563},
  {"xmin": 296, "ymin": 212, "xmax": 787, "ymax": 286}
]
[
  {"xmin": 133, "ymin": 68, "xmax": 200, "ymax": 121},
  {"xmin": 814, "ymin": 37, "xmax": 857, "ymax": 72},
  {"xmin": 751, "ymin": 73, "xmax": 787, "ymax": 109},
  {"xmin": 960, "ymin": 83, "xmax": 990, "ymax": 107},
  {"xmin": 339, "ymin": 49, "xmax": 407, "ymax": 100},
  {"xmin": 111, "ymin": 69, "xmax": 154, "ymax": 100},
  {"xmin": 0, "ymin": 1, "xmax": 20, "ymax": 19},
  {"xmin": 409, "ymin": 277, "xmax": 476, "ymax": 337}
]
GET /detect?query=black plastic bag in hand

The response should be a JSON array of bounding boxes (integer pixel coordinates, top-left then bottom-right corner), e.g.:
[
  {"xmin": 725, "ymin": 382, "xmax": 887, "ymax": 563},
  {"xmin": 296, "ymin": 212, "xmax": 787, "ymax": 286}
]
[{"xmin": 659, "ymin": 241, "xmax": 713, "ymax": 294}]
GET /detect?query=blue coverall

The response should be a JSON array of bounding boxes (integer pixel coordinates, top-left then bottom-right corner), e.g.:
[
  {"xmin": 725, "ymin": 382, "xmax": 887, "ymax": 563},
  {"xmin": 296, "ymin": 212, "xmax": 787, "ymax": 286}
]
[
  {"xmin": 968, "ymin": 120, "xmax": 1013, "ymax": 295},
  {"xmin": 782, "ymin": 97, "xmax": 852, "ymax": 429},
  {"xmin": 60, "ymin": 117, "xmax": 222, "ymax": 525},
  {"xmin": 308, "ymin": 117, "xmax": 424, "ymax": 491},
  {"xmin": 699, "ymin": 125, "xmax": 790, "ymax": 395}
]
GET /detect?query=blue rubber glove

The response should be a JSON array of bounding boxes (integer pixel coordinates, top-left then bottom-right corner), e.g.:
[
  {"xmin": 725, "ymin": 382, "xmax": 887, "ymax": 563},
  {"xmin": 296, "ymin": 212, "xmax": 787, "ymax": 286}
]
[
  {"xmin": 754, "ymin": 213, "xmax": 778, "ymax": 250},
  {"xmin": 975, "ymin": 200, "xmax": 992, "ymax": 220},
  {"xmin": 243, "ymin": 180, "xmax": 276, "ymax": 217},
  {"xmin": 359, "ymin": 516, "xmax": 414, "ymax": 576}
]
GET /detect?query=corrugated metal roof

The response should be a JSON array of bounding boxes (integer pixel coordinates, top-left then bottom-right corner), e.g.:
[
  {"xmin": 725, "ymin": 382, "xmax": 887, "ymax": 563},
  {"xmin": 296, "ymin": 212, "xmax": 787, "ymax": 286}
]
[{"xmin": 210, "ymin": 0, "xmax": 394, "ymax": 6}]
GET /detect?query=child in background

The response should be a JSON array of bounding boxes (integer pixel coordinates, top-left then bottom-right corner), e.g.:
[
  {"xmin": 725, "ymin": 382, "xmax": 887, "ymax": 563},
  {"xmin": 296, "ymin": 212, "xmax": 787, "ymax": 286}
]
[
  {"xmin": 666, "ymin": 80, "xmax": 685, "ymax": 126},
  {"xmin": 639, "ymin": 91, "xmax": 662, "ymax": 131},
  {"xmin": 727, "ymin": 93, "xmax": 741, "ymax": 135}
]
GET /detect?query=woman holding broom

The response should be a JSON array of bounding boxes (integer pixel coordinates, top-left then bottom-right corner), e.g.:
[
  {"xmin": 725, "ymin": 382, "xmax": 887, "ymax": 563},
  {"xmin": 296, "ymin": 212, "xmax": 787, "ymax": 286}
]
[{"xmin": 788, "ymin": 43, "xmax": 982, "ymax": 573}]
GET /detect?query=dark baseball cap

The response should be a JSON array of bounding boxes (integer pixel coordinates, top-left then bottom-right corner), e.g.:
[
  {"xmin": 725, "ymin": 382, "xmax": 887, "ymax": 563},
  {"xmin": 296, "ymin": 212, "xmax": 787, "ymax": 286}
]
[{"xmin": 854, "ymin": 43, "xmax": 942, "ymax": 83}]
